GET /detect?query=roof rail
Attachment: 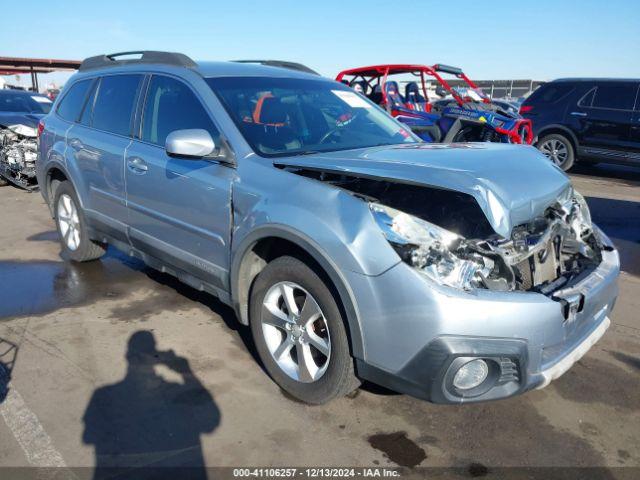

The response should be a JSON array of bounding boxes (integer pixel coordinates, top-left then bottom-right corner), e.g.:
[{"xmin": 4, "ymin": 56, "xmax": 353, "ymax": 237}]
[
  {"xmin": 79, "ymin": 51, "xmax": 197, "ymax": 72},
  {"xmin": 233, "ymin": 60, "xmax": 319, "ymax": 75}
]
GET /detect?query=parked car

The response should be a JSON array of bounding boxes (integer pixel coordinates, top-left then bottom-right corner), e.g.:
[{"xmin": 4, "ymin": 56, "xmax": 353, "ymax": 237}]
[
  {"xmin": 336, "ymin": 64, "xmax": 533, "ymax": 144},
  {"xmin": 520, "ymin": 78, "xmax": 640, "ymax": 170},
  {"xmin": 0, "ymin": 89, "xmax": 53, "ymax": 188},
  {"xmin": 37, "ymin": 51, "xmax": 619, "ymax": 405}
]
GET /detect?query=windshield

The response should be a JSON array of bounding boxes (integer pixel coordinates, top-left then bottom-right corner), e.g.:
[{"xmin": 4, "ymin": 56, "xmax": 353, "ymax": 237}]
[
  {"xmin": 207, "ymin": 77, "xmax": 418, "ymax": 157},
  {"xmin": 0, "ymin": 92, "xmax": 52, "ymax": 114}
]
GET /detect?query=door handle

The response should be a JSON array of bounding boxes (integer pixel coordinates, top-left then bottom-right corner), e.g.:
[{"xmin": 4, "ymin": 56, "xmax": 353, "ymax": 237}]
[
  {"xmin": 127, "ymin": 157, "xmax": 148, "ymax": 174},
  {"xmin": 570, "ymin": 111, "xmax": 587, "ymax": 117}
]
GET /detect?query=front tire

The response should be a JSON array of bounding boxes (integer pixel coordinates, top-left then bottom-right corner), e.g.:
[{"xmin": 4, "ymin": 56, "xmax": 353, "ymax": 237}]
[
  {"xmin": 54, "ymin": 181, "xmax": 106, "ymax": 262},
  {"xmin": 537, "ymin": 134, "xmax": 575, "ymax": 171},
  {"xmin": 250, "ymin": 256, "xmax": 359, "ymax": 404}
]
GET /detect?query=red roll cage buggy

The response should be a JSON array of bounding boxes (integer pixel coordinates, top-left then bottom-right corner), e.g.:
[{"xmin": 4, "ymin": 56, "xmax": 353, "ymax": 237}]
[
  {"xmin": 336, "ymin": 64, "xmax": 533, "ymax": 145},
  {"xmin": 336, "ymin": 63, "xmax": 486, "ymax": 108}
]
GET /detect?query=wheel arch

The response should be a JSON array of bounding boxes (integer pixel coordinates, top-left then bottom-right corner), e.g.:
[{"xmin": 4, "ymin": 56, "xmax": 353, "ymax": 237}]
[
  {"xmin": 43, "ymin": 161, "xmax": 72, "ymax": 217},
  {"xmin": 231, "ymin": 226, "xmax": 365, "ymax": 359},
  {"xmin": 536, "ymin": 125, "xmax": 579, "ymax": 153}
]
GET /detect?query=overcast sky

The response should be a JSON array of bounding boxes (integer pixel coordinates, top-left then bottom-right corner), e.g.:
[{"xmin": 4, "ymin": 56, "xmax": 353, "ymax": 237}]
[{"xmin": 2, "ymin": 0, "xmax": 639, "ymax": 89}]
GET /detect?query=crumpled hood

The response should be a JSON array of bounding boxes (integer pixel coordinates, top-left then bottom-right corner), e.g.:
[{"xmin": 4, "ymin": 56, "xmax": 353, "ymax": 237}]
[
  {"xmin": 0, "ymin": 112, "xmax": 44, "ymax": 130},
  {"xmin": 275, "ymin": 143, "xmax": 571, "ymax": 238}
]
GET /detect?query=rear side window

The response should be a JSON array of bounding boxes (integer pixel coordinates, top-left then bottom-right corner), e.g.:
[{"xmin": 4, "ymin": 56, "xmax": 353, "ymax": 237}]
[
  {"xmin": 529, "ymin": 83, "xmax": 574, "ymax": 104},
  {"xmin": 578, "ymin": 87, "xmax": 596, "ymax": 107},
  {"xmin": 92, "ymin": 75, "xmax": 143, "ymax": 136},
  {"xmin": 141, "ymin": 75, "xmax": 218, "ymax": 146},
  {"xmin": 591, "ymin": 83, "xmax": 637, "ymax": 110},
  {"xmin": 79, "ymin": 81, "xmax": 99, "ymax": 126},
  {"xmin": 57, "ymin": 79, "xmax": 92, "ymax": 121}
]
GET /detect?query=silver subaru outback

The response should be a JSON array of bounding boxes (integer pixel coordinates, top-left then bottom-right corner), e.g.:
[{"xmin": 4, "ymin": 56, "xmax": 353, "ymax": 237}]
[{"xmin": 37, "ymin": 51, "xmax": 619, "ymax": 404}]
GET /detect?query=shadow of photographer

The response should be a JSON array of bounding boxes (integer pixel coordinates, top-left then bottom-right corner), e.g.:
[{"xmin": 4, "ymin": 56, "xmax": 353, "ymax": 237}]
[
  {"xmin": 0, "ymin": 337, "xmax": 18, "ymax": 405},
  {"xmin": 82, "ymin": 330, "xmax": 220, "ymax": 480}
]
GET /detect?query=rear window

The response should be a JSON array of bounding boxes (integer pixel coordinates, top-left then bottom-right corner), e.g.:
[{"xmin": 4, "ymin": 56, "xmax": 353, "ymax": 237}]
[
  {"xmin": 56, "ymin": 80, "xmax": 92, "ymax": 121},
  {"xmin": 92, "ymin": 75, "xmax": 143, "ymax": 136},
  {"xmin": 591, "ymin": 83, "xmax": 638, "ymax": 110},
  {"xmin": 527, "ymin": 83, "xmax": 574, "ymax": 105}
]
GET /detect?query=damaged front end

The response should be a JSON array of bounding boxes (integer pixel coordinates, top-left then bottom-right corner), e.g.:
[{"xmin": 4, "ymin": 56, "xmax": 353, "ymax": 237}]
[
  {"xmin": 286, "ymin": 168, "xmax": 607, "ymax": 297},
  {"xmin": 0, "ymin": 123, "xmax": 39, "ymax": 190}
]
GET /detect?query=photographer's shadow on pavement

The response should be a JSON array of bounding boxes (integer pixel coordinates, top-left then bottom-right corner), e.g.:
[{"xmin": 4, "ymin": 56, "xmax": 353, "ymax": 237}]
[
  {"xmin": 82, "ymin": 330, "xmax": 220, "ymax": 480},
  {"xmin": 0, "ymin": 337, "xmax": 18, "ymax": 405}
]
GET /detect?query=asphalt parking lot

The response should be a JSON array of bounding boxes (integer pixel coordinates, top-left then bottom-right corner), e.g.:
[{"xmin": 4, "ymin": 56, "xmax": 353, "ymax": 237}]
[{"xmin": 0, "ymin": 163, "xmax": 639, "ymax": 478}]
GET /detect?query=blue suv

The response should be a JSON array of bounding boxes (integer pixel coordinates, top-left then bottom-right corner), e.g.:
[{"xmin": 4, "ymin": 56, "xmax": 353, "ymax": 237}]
[{"xmin": 37, "ymin": 52, "xmax": 619, "ymax": 404}]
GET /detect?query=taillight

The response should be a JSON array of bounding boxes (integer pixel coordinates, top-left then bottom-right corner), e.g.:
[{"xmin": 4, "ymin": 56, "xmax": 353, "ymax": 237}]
[
  {"xmin": 37, "ymin": 120, "xmax": 45, "ymax": 138},
  {"xmin": 519, "ymin": 105, "xmax": 533, "ymax": 114}
]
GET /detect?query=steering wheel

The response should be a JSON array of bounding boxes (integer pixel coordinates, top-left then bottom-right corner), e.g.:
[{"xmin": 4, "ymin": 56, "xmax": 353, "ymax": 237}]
[
  {"xmin": 318, "ymin": 112, "xmax": 361, "ymax": 144},
  {"xmin": 318, "ymin": 128, "xmax": 342, "ymax": 145}
]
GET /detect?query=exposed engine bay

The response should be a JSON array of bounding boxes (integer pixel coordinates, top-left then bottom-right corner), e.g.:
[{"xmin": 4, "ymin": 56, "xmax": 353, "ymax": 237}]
[
  {"xmin": 286, "ymin": 168, "xmax": 607, "ymax": 296},
  {"xmin": 0, "ymin": 124, "xmax": 38, "ymax": 190}
]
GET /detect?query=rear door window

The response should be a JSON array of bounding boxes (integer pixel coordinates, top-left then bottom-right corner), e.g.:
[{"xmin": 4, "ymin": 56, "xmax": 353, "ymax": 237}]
[
  {"xmin": 140, "ymin": 75, "xmax": 218, "ymax": 147},
  {"xmin": 591, "ymin": 83, "xmax": 637, "ymax": 110},
  {"xmin": 530, "ymin": 83, "xmax": 574, "ymax": 104},
  {"xmin": 92, "ymin": 75, "xmax": 143, "ymax": 136},
  {"xmin": 57, "ymin": 79, "xmax": 93, "ymax": 121}
]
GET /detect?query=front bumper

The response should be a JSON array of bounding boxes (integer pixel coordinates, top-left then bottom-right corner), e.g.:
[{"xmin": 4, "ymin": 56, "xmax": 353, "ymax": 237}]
[
  {"xmin": 351, "ymin": 232, "xmax": 619, "ymax": 404},
  {"xmin": 535, "ymin": 316, "xmax": 610, "ymax": 389}
]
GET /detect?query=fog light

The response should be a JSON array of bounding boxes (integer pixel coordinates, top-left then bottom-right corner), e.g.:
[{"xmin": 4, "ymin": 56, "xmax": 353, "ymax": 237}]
[{"xmin": 453, "ymin": 359, "xmax": 489, "ymax": 390}]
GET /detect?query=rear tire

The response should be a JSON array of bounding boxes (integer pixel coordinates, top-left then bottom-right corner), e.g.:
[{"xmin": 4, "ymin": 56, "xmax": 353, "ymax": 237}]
[
  {"xmin": 250, "ymin": 256, "xmax": 360, "ymax": 404},
  {"xmin": 537, "ymin": 134, "xmax": 575, "ymax": 171},
  {"xmin": 0, "ymin": 176, "xmax": 8, "ymax": 187},
  {"xmin": 54, "ymin": 181, "xmax": 106, "ymax": 262}
]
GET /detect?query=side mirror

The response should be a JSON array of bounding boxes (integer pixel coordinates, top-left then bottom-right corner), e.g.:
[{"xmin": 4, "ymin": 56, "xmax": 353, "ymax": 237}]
[
  {"xmin": 435, "ymin": 86, "xmax": 448, "ymax": 97},
  {"xmin": 165, "ymin": 129, "xmax": 215, "ymax": 158}
]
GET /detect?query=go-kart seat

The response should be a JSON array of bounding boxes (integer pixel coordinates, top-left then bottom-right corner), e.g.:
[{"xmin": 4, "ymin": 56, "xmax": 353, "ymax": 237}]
[
  {"xmin": 405, "ymin": 82, "xmax": 428, "ymax": 112},
  {"xmin": 384, "ymin": 81, "xmax": 405, "ymax": 108},
  {"xmin": 350, "ymin": 80, "xmax": 369, "ymax": 96}
]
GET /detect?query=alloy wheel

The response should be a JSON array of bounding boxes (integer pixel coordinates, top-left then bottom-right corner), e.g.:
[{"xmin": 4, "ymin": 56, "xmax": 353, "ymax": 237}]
[
  {"xmin": 57, "ymin": 193, "xmax": 81, "ymax": 251},
  {"xmin": 539, "ymin": 139, "xmax": 569, "ymax": 167},
  {"xmin": 261, "ymin": 281, "xmax": 331, "ymax": 383}
]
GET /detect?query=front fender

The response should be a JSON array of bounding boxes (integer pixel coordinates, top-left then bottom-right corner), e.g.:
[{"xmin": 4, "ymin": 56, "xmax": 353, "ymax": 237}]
[
  {"xmin": 230, "ymin": 225, "xmax": 366, "ymax": 358},
  {"xmin": 535, "ymin": 124, "xmax": 579, "ymax": 148},
  {"xmin": 228, "ymin": 162, "xmax": 401, "ymax": 359}
]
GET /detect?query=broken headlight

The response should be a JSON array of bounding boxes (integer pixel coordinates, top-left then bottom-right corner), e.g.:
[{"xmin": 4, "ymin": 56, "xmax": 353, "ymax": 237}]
[
  {"xmin": 571, "ymin": 190, "xmax": 592, "ymax": 236},
  {"xmin": 370, "ymin": 203, "xmax": 493, "ymax": 291}
]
